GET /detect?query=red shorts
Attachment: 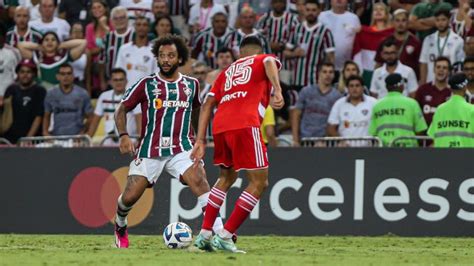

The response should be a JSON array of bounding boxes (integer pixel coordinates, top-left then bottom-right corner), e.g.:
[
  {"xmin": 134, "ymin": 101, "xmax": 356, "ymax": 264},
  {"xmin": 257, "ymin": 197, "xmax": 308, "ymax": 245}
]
[{"xmin": 213, "ymin": 127, "xmax": 268, "ymax": 171}]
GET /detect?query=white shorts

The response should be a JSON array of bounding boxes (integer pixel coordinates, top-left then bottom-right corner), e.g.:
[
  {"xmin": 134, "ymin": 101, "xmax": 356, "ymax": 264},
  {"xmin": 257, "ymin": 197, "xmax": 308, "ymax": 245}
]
[{"xmin": 128, "ymin": 150, "xmax": 194, "ymax": 184}]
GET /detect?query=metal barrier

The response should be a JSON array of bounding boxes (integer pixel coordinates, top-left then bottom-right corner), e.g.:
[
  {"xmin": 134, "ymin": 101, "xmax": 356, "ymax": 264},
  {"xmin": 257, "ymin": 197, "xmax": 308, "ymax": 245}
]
[
  {"xmin": 390, "ymin": 136, "xmax": 434, "ymax": 147},
  {"xmin": 0, "ymin": 138, "xmax": 13, "ymax": 147},
  {"xmin": 17, "ymin": 135, "xmax": 92, "ymax": 147},
  {"xmin": 99, "ymin": 135, "xmax": 141, "ymax": 146},
  {"xmin": 300, "ymin": 137, "xmax": 383, "ymax": 147}
]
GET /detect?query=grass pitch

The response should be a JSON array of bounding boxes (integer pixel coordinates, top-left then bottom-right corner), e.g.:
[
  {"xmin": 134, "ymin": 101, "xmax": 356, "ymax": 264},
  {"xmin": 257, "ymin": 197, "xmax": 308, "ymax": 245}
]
[{"xmin": 0, "ymin": 234, "xmax": 472, "ymax": 265}]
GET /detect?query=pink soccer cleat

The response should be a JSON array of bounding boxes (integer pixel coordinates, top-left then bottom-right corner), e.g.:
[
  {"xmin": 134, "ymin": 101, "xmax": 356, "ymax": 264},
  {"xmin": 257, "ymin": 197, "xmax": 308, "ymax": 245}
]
[{"xmin": 114, "ymin": 224, "xmax": 129, "ymax": 248}]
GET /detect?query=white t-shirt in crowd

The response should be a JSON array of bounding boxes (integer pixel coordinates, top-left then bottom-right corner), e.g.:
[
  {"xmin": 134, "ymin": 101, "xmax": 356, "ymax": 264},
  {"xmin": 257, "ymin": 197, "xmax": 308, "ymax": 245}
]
[
  {"xmin": 19, "ymin": 0, "xmax": 41, "ymax": 21},
  {"xmin": 319, "ymin": 10, "xmax": 361, "ymax": 71},
  {"xmin": 70, "ymin": 53, "xmax": 87, "ymax": 81},
  {"xmin": 188, "ymin": 2, "xmax": 227, "ymax": 30},
  {"xmin": 119, "ymin": 0, "xmax": 155, "ymax": 26},
  {"xmin": 370, "ymin": 62, "xmax": 418, "ymax": 99},
  {"xmin": 419, "ymin": 30, "xmax": 465, "ymax": 83},
  {"xmin": 114, "ymin": 42, "xmax": 158, "ymax": 89},
  {"xmin": 29, "ymin": 17, "xmax": 71, "ymax": 41},
  {"xmin": 328, "ymin": 95, "xmax": 377, "ymax": 140},
  {"xmin": 0, "ymin": 45, "xmax": 21, "ymax": 96},
  {"xmin": 95, "ymin": 90, "xmax": 141, "ymax": 136}
]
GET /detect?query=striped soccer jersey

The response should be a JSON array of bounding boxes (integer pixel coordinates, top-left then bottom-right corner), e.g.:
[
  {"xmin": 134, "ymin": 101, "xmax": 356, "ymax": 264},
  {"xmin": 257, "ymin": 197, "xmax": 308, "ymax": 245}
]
[
  {"xmin": 168, "ymin": 0, "xmax": 189, "ymax": 16},
  {"xmin": 257, "ymin": 11, "xmax": 298, "ymax": 69},
  {"xmin": 6, "ymin": 26, "xmax": 43, "ymax": 47},
  {"xmin": 121, "ymin": 73, "xmax": 200, "ymax": 158},
  {"xmin": 99, "ymin": 28, "xmax": 134, "ymax": 78},
  {"xmin": 287, "ymin": 21, "xmax": 335, "ymax": 87},
  {"xmin": 192, "ymin": 27, "xmax": 234, "ymax": 69},
  {"xmin": 223, "ymin": 28, "xmax": 271, "ymax": 58}
]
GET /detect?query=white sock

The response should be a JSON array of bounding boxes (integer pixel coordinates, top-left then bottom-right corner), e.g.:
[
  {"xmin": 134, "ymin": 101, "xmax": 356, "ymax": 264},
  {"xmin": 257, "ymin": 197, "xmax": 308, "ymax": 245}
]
[
  {"xmin": 200, "ymin": 229, "xmax": 213, "ymax": 239},
  {"xmin": 115, "ymin": 195, "xmax": 131, "ymax": 227},
  {"xmin": 218, "ymin": 228, "xmax": 233, "ymax": 239},
  {"xmin": 198, "ymin": 192, "xmax": 224, "ymax": 232}
]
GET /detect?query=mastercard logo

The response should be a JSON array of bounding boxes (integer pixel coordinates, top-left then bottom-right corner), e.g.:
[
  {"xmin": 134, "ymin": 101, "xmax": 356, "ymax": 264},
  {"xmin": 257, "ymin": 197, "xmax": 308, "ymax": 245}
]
[{"xmin": 68, "ymin": 167, "xmax": 154, "ymax": 228}]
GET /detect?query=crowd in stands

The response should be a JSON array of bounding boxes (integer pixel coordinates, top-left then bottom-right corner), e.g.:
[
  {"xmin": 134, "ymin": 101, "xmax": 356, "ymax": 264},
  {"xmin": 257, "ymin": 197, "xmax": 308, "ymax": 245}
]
[{"xmin": 0, "ymin": 0, "xmax": 473, "ymax": 147}]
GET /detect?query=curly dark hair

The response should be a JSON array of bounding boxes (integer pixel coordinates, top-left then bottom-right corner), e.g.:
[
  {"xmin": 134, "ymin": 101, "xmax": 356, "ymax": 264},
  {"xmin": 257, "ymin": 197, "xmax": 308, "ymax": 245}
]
[{"xmin": 151, "ymin": 35, "xmax": 189, "ymax": 66}]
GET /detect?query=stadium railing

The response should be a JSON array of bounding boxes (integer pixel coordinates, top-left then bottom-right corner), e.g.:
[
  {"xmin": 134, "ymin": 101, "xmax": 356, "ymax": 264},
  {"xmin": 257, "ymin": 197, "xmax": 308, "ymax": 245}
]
[
  {"xmin": 390, "ymin": 136, "xmax": 434, "ymax": 147},
  {"xmin": 17, "ymin": 135, "xmax": 93, "ymax": 147},
  {"xmin": 99, "ymin": 135, "xmax": 141, "ymax": 146},
  {"xmin": 0, "ymin": 138, "xmax": 13, "ymax": 147},
  {"xmin": 300, "ymin": 137, "xmax": 383, "ymax": 147}
]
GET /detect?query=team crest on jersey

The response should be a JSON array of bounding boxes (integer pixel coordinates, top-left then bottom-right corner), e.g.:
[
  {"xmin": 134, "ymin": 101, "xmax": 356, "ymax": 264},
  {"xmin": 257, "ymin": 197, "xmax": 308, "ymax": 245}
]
[
  {"xmin": 161, "ymin": 137, "xmax": 170, "ymax": 147},
  {"xmin": 181, "ymin": 79, "xmax": 191, "ymax": 88},
  {"xmin": 134, "ymin": 158, "xmax": 142, "ymax": 166},
  {"xmin": 425, "ymin": 95, "xmax": 433, "ymax": 102},
  {"xmin": 343, "ymin": 112, "xmax": 349, "ymax": 117},
  {"xmin": 143, "ymin": 55, "xmax": 150, "ymax": 62},
  {"xmin": 406, "ymin": 45, "xmax": 414, "ymax": 54},
  {"xmin": 361, "ymin": 109, "xmax": 369, "ymax": 116},
  {"xmin": 183, "ymin": 87, "xmax": 192, "ymax": 97}
]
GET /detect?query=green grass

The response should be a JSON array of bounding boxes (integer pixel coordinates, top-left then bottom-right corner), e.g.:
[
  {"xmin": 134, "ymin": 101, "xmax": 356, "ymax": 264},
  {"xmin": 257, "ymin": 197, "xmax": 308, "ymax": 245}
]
[{"xmin": 0, "ymin": 235, "xmax": 472, "ymax": 265}]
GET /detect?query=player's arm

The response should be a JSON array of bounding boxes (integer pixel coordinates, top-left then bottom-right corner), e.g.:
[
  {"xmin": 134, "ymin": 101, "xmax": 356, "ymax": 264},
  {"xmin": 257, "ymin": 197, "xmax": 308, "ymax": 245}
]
[
  {"xmin": 419, "ymin": 63, "xmax": 428, "ymax": 85},
  {"xmin": 263, "ymin": 57, "xmax": 284, "ymax": 110},
  {"xmin": 115, "ymin": 103, "xmax": 135, "ymax": 155},
  {"xmin": 191, "ymin": 95, "xmax": 217, "ymax": 165}
]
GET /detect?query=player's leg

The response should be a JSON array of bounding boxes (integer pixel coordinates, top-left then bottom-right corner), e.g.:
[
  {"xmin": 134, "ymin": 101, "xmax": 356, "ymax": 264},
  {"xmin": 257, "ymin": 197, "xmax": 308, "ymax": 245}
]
[{"xmin": 115, "ymin": 158, "xmax": 163, "ymax": 248}]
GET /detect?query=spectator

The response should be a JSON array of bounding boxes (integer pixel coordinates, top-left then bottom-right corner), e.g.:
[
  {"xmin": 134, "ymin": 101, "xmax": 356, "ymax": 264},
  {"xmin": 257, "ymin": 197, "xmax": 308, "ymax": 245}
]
[
  {"xmin": 150, "ymin": 14, "xmax": 179, "ymax": 39},
  {"xmin": 463, "ymin": 56, "xmax": 474, "ymax": 103},
  {"xmin": 291, "ymin": 63, "xmax": 342, "ymax": 146},
  {"xmin": 389, "ymin": 0, "xmax": 421, "ymax": 13},
  {"xmin": 284, "ymin": 0, "xmax": 335, "ymax": 90},
  {"xmin": 409, "ymin": 0, "xmax": 452, "ymax": 40},
  {"xmin": 19, "ymin": 0, "xmax": 41, "ymax": 21},
  {"xmin": 205, "ymin": 47, "xmax": 234, "ymax": 87},
  {"xmin": 223, "ymin": 6, "xmax": 270, "ymax": 58},
  {"xmin": 319, "ymin": 0, "xmax": 361, "ymax": 74},
  {"xmin": 294, "ymin": 0, "xmax": 306, "ymax": 22},
  {"xmin": 6, "ymin": 6, "xmax": 42, "ymax": 47},
  {"xmin": 257, "ymin": 0, "xmax": 298, "ymax": 84},
  {"xmin": 43, "ymin": 63, "xmax": 93, "ymax": 136},
  {"xmin": 69, "ymin": 23, "xmax": 88, "ymax": 89},
  {"xmin": 190, "ymin": 61, "xmax": 209, "ymax": 96},
  {"xmin": 369, "ymin": 73, "xmax": 427, "ymax": 147},
  {"xmin": 17, "ymin": 31, "xmax": 87, "ymax": 88},
  {"xmin": 88, "ymin": 67, "xmax": 141, "ymax": 142},
  {"xmin": 415, "ymin": 56, "xmax": 451, "ymax": 126},
  {"xmin": 375, "ymin": 9, "xmax": 422, "ymax": 79},
  {"xmin": 419, "ymin": 9, "xmax": 465, "ymax": 84},
  {"xmin": 0, "ymin": 23, "xmax": 21, "ymax": 97},
  {"xmin": 370, "ymin": 39, "xmax": 418, "ymax": 99},
  {"xmin": 0, "ymin": 0, "xmax": 18, "ymax": 28},
  {"xmin": 261, "ymin": 106, "xmax": 278, "ymax": 147},
  {"xmin": 119, "ymin": 0, "xmax": 154, "ymax": 26},
  {"xmin": 337, "ymin": 60, "xmax": 370, "ymax": 95},
  {"xmin": 192, "ymin": 12, "xmax": 233, "ymax": 69},
  {"xmin": 114, "ymin": 16, "xmax": 157, "ymax": 89},
  {"xmin": 30, "ymin": 0, "xmax": 70, "ymax": 41},
  {"xmin": 165, "ymin": 0, "xmax": 190, "ymax": 39},
  {"xmin": 450, "ymin": 0, "xmax": 474, "ymax": 39},
  {"xmin": 327, "ymin": 75, "xmax": 377, "ymax": 146},
  {"xmin": 152, "ymin": 0, "xmax": 168, "ymax": 17},
  {"xmin": 86, "ymin": 0, "xmax": 111, "ymax": 96},
  {"xmin": 189, "ymin": 0, "xmax": 226, "ymax": 35},
  {"xmin": 58, "ymin": 0, "xmax": 117, "ymax": 26},
  {"xmin": 1, "ymin": 59, "xmax": 46, "ymax": 143},
  {"xmin": 464, "ymin": 35, "xmax": 474, "ymax": 57},
  {"xmin": 99, "ymin": 6, "xmax": 134, "ymax": 90},
  {"xmin": 352, "ymin": 1, "xmax": 393, "ymax": 86},
  {"xmin": 428, "ymin": 72, "xmax": 474, "ymax": 147}
]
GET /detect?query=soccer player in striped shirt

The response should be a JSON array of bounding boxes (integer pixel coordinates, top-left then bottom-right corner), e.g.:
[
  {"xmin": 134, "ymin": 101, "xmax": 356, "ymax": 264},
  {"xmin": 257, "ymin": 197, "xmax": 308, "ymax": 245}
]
[
  {"xmin": 99, "ymin": 6, "xmax": 134, "ymax": 90},
  {"xmin": 257, "ymin": 0, "xmax": 298, "ymax": 84},
  {"xmin": 191, "ymin": 12, "xmax": 234, "ymax": 69},
  {"xmin": 113, "ymin": 35, "xmax": 225, "ymax": 248},
  {"xmin": 223, "ymin": 6, "xmax": 271, "ymax": 58},
  {"xmin": 192, "ymin": 36, "xmax": 284, "ymax": 253},
  {"xmin": 6, "ymin": 6, "xmax": 42, "ymax": 47},
  {"xmin": 283, "ymin": 0, "xmax": 335, "ymax": 89}
]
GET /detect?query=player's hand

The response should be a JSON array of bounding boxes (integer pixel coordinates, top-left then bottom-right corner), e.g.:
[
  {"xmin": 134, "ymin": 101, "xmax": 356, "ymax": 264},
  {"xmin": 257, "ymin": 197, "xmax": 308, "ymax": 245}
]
[
  {"xmin": 294, "ymin": 48, "xmax": 306, "ymax": 57},
  {"xmin": 191, "ymin": 140, "xmax": 206, "ymax": 168},
  {"xmin": 119, "ymin": 135, "xmax": 135, "ymax": 156},
  {"xmin": 270, "ymin": 92, "xmax": 284, "ymax": 110}
]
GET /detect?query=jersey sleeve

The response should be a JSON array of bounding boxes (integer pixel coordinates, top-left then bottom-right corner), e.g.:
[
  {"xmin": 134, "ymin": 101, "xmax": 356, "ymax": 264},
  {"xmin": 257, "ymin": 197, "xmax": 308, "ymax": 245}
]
[
  {"xmin": 406, "ymin": 69, "xmax": 419, "ymax": 93},
  {"xmin": 121, "ymin": 78, "xmax": 147, "ymax": 110},
  {"xmin": 323, "ymin": 28, "xmax": 336, "ymax": 53},
  {"xmin": 294, "ymin": 87, "xmax": 307, "ymax": 110},
  {"xmin": 427, "ymin": 111, "xmax": 437, "ymax": 138},
  {"xmin": 44, "ymin": 90, "xmax": 53, "ymax": 113},
  {"xmin": 209, "ymin": 71, "xmax": 224, "ymax": 103},
  {"xmin": 263, "ymin": 54, "xmax": 282, "ymax": 70},
  {"xmin": 327, "ymin": 99, "xmax": 341, "ymax": 125},
  {"xmin": 419, "ymin": 37, "xmax": 430, "ymax": 64},
  {"xmin": 94, "ymin": 93, "xmax": 105, "ymax": 116}
]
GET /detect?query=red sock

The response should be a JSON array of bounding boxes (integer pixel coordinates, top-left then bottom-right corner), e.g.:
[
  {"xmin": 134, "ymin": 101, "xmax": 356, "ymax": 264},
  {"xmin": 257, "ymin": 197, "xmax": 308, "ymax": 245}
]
[
  {"xmin": 224, "ymin": 191, "xmax": 259, "ymax": 234},
  {"xmin": 202, "ymin": 187, "xmax": 226, "ymax": 230}
]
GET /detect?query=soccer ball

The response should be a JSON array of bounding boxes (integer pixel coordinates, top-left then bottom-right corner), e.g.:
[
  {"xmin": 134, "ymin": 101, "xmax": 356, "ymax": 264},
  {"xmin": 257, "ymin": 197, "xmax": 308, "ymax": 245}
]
[{"xmin": 162, "ymin": 222, "xmax": 193, "ymax": 249}]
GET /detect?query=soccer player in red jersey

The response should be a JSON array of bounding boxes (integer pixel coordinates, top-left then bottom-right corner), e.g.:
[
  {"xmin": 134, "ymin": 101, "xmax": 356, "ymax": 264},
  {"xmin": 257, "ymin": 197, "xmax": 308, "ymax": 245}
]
[{"xmin": 191, "ymin": 36, "xmax": 284, "ymax": 253}]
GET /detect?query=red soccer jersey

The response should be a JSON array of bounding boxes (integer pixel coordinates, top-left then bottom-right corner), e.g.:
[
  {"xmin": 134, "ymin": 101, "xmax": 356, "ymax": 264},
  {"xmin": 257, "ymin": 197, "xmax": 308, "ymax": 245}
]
[
  {"xmin": 209, "ymin": 54, "xmax": 281, "ymax": 135},
  {"xmin": 415, "ymin": 82, "xmax": 451, "ymax": 126}
]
